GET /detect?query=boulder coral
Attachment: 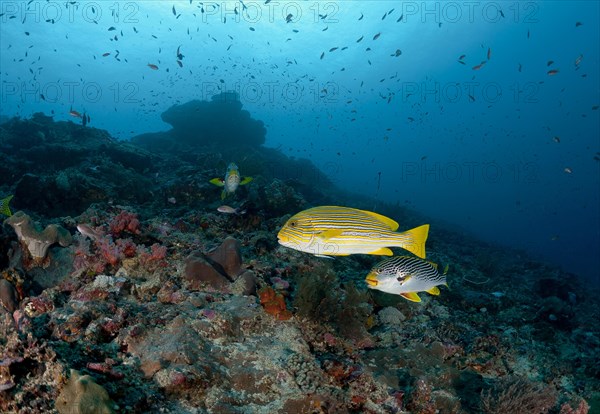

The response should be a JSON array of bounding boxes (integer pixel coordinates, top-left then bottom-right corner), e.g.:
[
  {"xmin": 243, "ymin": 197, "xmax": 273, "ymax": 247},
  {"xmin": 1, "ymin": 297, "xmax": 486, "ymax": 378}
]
[
  {"xmin": 55, "ymin": 369, "xmax": 118, "ymax": 414},
  {"xmin": 4, "ymin": 211, "xmax": 72, "ymax": 263}
]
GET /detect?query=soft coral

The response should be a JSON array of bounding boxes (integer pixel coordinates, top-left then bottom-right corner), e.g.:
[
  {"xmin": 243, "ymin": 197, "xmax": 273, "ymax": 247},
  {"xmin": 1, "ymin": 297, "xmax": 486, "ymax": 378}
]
[{"xmin": 109, "ymin": 210, "xmax": 140, "ymax": 237}]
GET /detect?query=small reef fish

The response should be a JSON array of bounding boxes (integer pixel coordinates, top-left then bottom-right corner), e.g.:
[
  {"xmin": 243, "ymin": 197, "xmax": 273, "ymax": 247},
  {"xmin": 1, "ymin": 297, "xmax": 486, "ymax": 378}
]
[
  {"xmin": 365, "ymin": 256, "xmax": 448, "ymax": 302},
  {"xmin": 69, "ymin": 107, "xmax": 82, "ymax": 118},
  {"xmin": 81, "ymin": 112, "xmax": 91, "ymax": 127},
  {"xmin": 277, "ymin": 206, "xmax": 429, "ymax": 258},
  {"xmin": 217, "ymin": 205, "xmax": 246, "ymax": 215},
  {"xmin": 76, "ymin": 224, "xmax": 103, "ymax": 241},
  {"xmin": 147, "ymin": 63, "xmax": 159, "ymax": 70},
  {"xmin": 0, "ymin": 195, "xmax": 14, "ymax": 217},
  {"xmin": 209, "ymin": 163, "xmax": 253, "ymax": 200}
]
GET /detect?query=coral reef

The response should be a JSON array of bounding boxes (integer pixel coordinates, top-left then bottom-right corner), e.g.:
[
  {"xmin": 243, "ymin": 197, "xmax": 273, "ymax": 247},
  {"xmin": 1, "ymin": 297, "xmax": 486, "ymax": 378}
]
[
  {"xmin": 0, "ymin": 279, "xmax": 18, "ymax": 312},
  {"xmin": 0, "ymin": 116, "xmax": 156, "ymax": 216},
  {"xmin": 0, "ymin": 114, "xmax": 597, "ymax": 414},
  {"xmin": 480, "ymin": 376, "xmax": 557, "ymax": 414},
  {"xmin": 183, "ymin": 236, "xmax": 256, "ymax": 295},
  {"xmin": 258, "ymin": 286, "xmax": 292, "ymax": 320}
]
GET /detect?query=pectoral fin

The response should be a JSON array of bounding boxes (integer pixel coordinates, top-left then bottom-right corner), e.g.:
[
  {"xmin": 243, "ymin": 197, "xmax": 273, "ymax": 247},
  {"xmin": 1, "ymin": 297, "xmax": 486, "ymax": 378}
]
[
  {"xmin": 400, "ymin": 292, "xmax": 422, "ymax": 302},
  {"xmin": 240, "ymin": 177, "xmax": 253, "ymax": 185},
  {"xmin": 317, "ymin": 229, "xmax": 344, "ymax": 240},
  {"xmin": 426, "ymin": 286, "xmax": 441, "ymax": 296},
  {"xmin": 210, "ymin": 178, "xmax": 225, "ymax": 187}
]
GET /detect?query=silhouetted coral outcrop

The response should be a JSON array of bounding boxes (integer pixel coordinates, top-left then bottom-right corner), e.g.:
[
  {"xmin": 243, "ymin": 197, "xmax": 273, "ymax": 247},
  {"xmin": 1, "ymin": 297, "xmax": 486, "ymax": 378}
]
[{"xmin": 158, "ymin": 92, "xmax": 266, "ymax": 148}]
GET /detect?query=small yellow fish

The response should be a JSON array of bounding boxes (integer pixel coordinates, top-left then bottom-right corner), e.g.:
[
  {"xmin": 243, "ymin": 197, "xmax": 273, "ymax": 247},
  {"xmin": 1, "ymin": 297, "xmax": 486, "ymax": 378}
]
[
  {"xmin": 277, "ymin": 206, "xmax": 429, "ymax": 258},
  {"xmin": 210, "ymin": 163, "xmax": 253, "ymax": 200}
]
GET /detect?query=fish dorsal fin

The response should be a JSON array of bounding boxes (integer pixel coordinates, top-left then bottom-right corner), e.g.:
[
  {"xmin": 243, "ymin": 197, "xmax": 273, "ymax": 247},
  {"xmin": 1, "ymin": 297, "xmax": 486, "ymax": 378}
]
[
  {"xmin": 240, "ymin": 177, "xmax": 253, "ymax": 185},
  {"xmin": 317, "ymin": 229, "xmax": 344, "ymax": 240},
  {"xmin": 426, "ymin": 286, "xmax": 441, "ymax": 296},
  {"xmin": 400, "ymin": 292, "xmax": 421, "ymax": 302},
  {"xmin": 210, "ymin": 178, "xmax": 225, "ymax": 187},
  {"xmin": 361, "ymin": 210, "xmax": 399, "ymax": 231},
  {"xmin": 369, "ymin": 247, "xmax": 394, "ymax": 256}
]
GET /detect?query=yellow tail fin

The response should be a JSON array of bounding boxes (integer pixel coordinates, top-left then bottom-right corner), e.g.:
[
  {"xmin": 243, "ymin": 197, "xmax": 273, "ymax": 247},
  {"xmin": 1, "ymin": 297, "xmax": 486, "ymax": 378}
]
[{"xmin": 399, "ymin": 224, "xmax": 429, "ymax": 258}]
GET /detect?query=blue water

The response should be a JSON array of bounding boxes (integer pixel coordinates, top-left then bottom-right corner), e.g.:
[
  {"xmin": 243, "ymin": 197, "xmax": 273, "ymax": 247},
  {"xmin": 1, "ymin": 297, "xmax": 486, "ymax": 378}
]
[{"xmin": 1, "ymin": 1, "xmax": 598, "ymax": 282}]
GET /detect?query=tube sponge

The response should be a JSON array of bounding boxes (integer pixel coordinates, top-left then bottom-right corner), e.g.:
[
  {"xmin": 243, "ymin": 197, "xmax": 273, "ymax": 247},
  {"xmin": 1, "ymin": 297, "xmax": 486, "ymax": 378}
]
[{"xmin": 4, "ymin": 211, "xmax": 72, "ymax": 262}]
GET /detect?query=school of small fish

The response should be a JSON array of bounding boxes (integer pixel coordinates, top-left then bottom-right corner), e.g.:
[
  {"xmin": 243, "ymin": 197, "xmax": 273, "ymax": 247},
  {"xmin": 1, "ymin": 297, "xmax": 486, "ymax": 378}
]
[{"xmin": 1, "ymin": 2, "xmax": 597, "ymax": 300}]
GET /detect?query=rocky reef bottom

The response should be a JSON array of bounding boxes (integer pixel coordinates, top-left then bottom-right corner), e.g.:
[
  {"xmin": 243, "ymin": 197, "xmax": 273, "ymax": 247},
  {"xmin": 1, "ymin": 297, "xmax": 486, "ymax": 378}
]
[
  {"xmin": 0, "ymin": 116, "xmax": 598, "ymax": 413},
  {"xmin": 0, "ymin": 202, "xmax": 598, "ymax": 414}
]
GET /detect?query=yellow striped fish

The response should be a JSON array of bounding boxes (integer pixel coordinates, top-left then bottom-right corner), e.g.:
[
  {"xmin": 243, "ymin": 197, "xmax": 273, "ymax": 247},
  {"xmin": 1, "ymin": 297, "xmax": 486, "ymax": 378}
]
[
  {"xmin": 209, "ymin": 163, "xmax": 253, "ymax": 200},
  {"xmin": 366, "ymin": 256, "xmax": 448, "ymax": 302},
  {"xmin": 277, "ymin": 206, "xmax": 429, "ymax": 258}
]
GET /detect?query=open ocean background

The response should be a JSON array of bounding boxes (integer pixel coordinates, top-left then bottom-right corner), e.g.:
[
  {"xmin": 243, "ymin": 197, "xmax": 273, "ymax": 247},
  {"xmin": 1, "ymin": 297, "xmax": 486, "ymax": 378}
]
[{"xmin": 1, "ymin": 1, "xmax": 599, "ymax": 283}]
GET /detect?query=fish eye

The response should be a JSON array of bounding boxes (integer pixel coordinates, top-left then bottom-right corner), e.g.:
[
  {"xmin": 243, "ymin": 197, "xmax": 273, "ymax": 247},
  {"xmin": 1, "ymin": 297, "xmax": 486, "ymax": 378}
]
[{"xmin": 290, "ymin": 221, "xmax": 297, "ymax": 228}]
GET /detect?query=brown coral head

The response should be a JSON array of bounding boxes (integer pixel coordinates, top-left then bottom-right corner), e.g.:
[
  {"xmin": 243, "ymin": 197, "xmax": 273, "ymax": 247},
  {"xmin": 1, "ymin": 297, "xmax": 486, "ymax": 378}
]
[
  {"xmin": 56, "ymin": 369, "xmax": 118, "ymax": 414},
  {"xmin": 5, "ymin": 211, "xmax": 72, "ymax": 262}
]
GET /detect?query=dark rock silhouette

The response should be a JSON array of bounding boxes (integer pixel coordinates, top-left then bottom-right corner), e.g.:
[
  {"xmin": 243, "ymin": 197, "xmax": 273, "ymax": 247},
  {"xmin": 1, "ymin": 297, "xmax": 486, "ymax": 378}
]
[{"xmin": 159, "ymin": 92, "xmax": 266, "ymax": 148}]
